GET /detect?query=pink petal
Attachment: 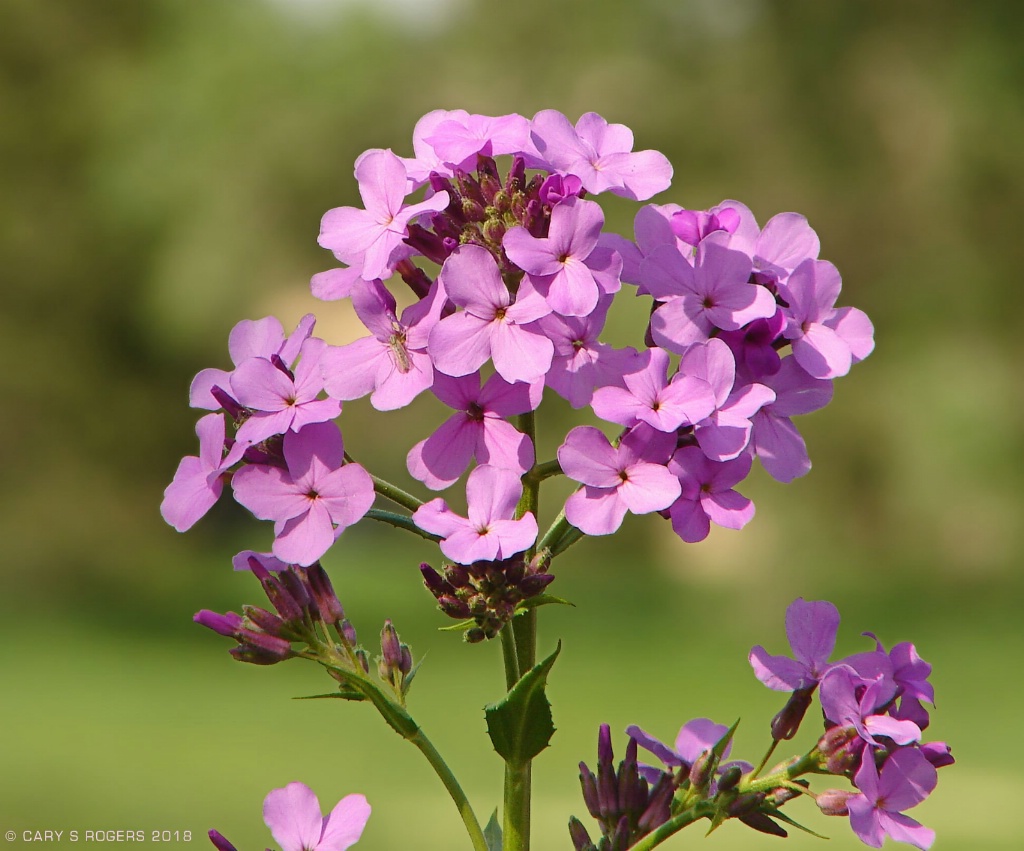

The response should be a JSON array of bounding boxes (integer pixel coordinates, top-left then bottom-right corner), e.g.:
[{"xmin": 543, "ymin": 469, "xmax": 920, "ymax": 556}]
[
  {"xmin": 273, "ymin": 501, "xmax": 336, "ymax": 566},
  {"xmin": 565, "ymin": 486, "xmax": 628, "ymax": 536},
  {"xmin": 317, "ymin": 794, "xmax": 371, "ymax": 851},
  {"xmin": 429, "ymin": 311, "xmax": 494, "ymax": 377},
  {"xmin": 465, "ymin": 465, "xmax": 522, "ymax": 526},
  {"xmin": 489, "ymin": 322, "xmax": 553, "ymax": 384},
  {"xmin": 263, "ymin": 782, "xmax": 324, "ymax": 851}
]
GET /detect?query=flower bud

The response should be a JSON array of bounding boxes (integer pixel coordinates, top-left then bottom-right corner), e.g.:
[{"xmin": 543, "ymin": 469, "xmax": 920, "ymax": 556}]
[
  {"xmin": 771, "ymin": 686, "xmax": 814, "ymax": 741},
  {"xmin": 726, "ymin": 791, "xmax": 764, "ymax": 817},
  {"xmin": 716, "ymin": 764, "xmax": 743, "ymax": 793},
  {"xmin": 816, "ymin": 788, "xmax": 856, "ymax": 817},
  {"xmin": 207, "ymin": 831, "xmax": 238, "ymax": 851},
  {"xmin": 567, "ymin": 817, "xmax": 595, "ymax": 851},
  {"xmin": 688, "ymin": 751, "xmax": 714, "ymax": 791},
  {"xmin": 438, "ymin": 594, "xmax": 471, "ymax": 619},
  {"xmin": 194, "ymin": 610, "xmax": 243, "ymax": 638},
  {"xmin": 354, "ymin": 648, "xmax": 370, "ymax": 673},
  {"xmin": 242, "ymin": 605, "xmax": 289, "ymax": 638},
  {"xmin": 738, "ymin": 812, "xmax": 787, "ymax": 837},
  {"xmin": 579, "ymin": 762, "xmax": 601, "ymax": 819},
  {"xmin": 306, "ymin": 563, "xmax": 345, "ymax": 625},
  {"xmin": 920, "ymin": 741, "xmax": 955, "ymax": 769},
  {"xmin": 380, "ymin": 620, "xmax": 402, "ymax": 669}
]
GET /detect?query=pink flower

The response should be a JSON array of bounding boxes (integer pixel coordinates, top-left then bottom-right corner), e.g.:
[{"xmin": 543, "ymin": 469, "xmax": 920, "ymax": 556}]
[
  {"xmin": 848, "ymin": 749, "xmax": 936, "ymax": 850},
  {"xmin": 428, "ymin": 245, "xmax": 553, "ymax": 384},
  {"xmin": 558, "ymin": 424, "xmax": 680, "ymax": 536},
  {"xmin": 161, "ymin": 413, "xmax": 249, "ymax": 532},
  {"xmin": 318, "ymin": 149, "xmax": 450, "ymax": 281},
  {"xmin": 231, "ymin": 423, "xmax": 374, "ymax": 566},
  {"xmin": 263, "ymin": 782, "xmax": 370, "ymax": 851},
  {"xmin": 666, "ymin": 448, "xmax": 755, "ymax": 543},
  {"xmin": 412, "ymin": 466, "xmax": 538, "ymax": 564}
]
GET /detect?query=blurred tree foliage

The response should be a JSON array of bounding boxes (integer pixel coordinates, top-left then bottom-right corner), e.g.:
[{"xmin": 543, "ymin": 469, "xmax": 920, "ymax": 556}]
[{"xmin": 3, "ymin": 0, "xmax": 1023, "ymax": 625}]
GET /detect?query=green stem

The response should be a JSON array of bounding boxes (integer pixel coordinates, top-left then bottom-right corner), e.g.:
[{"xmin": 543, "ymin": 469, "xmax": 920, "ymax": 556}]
[
  {"xmin": 550, "ymin": 526, "xmax": 585, "ymax": 557},
  {"xmin": 629, "ymin": 803, "xmax": 715, "ymax": 851},
  {"xmin": 345, "ymin": 453, "xmax": 424, "ymax": 512},
  {"xmin": 500, "ymin": 622, "xmax": 521, "ymax": 690},
  {"xmin": 322, "ymin": 660, "xmax": 488, "ymax": 851},
  {"xmin": 503, "ymin": 762, "xmax": 531, "ymax": 851},
  {"xmin": 365, "ymin": 508, "xmax": 439, "ymax": 542},
  {"xmin": 409, "ymin": 727, "xmax": 490, "ymax": 851},
  {"xmin": 524, "ymin": 458, "xmax": 562, "ymax": 486}
]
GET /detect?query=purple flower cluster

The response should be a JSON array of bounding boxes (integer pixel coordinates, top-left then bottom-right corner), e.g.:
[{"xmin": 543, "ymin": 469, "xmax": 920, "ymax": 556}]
[
  {"xmin": 751, "ymin": 599, "xmax": 952, "ymax": 849},
  {"xmin": 162, "ymin": 108, "xmax": 873, "ymax": 601}
]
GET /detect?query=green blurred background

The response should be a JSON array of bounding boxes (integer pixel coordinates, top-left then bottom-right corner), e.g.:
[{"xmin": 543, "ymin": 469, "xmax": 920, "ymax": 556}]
[{"xmin": 2, "ymin": 0, "xmax": 1022, "ymax": 849}]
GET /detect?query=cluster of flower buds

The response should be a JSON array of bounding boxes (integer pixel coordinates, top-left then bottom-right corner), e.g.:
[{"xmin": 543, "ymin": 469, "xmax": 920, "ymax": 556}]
[
  {"xmin": 569, "ymin": 725, "xmax": 676, "ymax": 851},
  {"xmin": 194, "ymin": 551, "xmax": 418, "ymax": 703},
  {"xmin": 162, "ymin": 107, "xmax": 874, "ymax": 582},
  {"xmin": 420, "ymin": 552, "xmax": 554, "ymax": 642}
]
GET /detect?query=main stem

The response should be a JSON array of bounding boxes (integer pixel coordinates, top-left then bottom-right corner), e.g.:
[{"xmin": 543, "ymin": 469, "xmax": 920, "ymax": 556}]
[{"xmin": 504, "ymin": 409, "xmax": 540, "ymax": 851}]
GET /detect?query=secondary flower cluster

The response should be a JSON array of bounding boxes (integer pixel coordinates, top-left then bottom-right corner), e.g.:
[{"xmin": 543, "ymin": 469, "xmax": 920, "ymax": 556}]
[
  {"xmin": 568, "ymin": 599, "xmax": 952, "ymax": 851},
  {"xmin": 162, "ymin": 108, "xmax": 873, "ymax": 627}
]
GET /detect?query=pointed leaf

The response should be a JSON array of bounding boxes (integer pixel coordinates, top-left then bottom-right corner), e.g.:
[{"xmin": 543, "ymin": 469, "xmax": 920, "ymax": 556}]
[
  {"xmin": 484, "ymin": 810, "xmax": 503, "ymax": 851},
  {"xmin": 485, "ymin": 642, "xmax": 562, "ymax": 766},
  {"xmin": 514, "ymin": 594, "xmax": 576, "ymax": 612},
  {"xmin": 293, "ymin": 690, "xmax": 367, "ymax": 702},
  {"xmin": 763, "ymin": 807, "xmax": 829, "ymax": 839},
  {"xmin": 438, "ymin": 619, "xmax": 476, "ymax": 632}
]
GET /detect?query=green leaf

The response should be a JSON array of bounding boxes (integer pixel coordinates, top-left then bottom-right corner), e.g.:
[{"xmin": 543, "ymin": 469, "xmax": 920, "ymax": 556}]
[
  {"xmin": 438, "ymin": 619, "xmax": 475, "ymax": 632},
  {"xmin": 483, "ymin": 809, "xmax": 502, "ymax": 851},
  {"xmin": 514, "ymin": 594, "xmax": 575, "ymax": 613},
  {"xmin": 764, "ymin": 808, "xmax": 829, "ymax": 839},
  {"xmin": 293, "ymin": 690, "xmax": 366, "ymax": 702},
  {"xmin": 484, "ymin": 641, "xmax": 561, "ymax": 766}
]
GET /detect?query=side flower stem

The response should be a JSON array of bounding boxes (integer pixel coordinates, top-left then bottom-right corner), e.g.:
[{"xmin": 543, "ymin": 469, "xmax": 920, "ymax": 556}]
[
  {"xmin": 350, "ymin": 456, "xmax": 424, "ymax": 512},
  {"xmin": 628, "ymin": 802, "xmax": 716, "ymax": 851},
  {"xmin": 322, "ymin": 659, "xmax": 488, "ymax": 851},
  {"xmin": 365, "ymin": 508, "xmax": 439, "ymax": 542}
]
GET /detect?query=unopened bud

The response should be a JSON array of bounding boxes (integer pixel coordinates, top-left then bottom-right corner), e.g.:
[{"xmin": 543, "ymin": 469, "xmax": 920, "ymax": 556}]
[
  {"xmin": 207, "ymin": 831, "xmax": 238, "ymax": 851},
  {"xmin": 354, "ymin": 648, "xmax": 370, "ymax": 674},
  {"xmin": 438, "ymin": 595, "xmax": 471, "ymax": 619},
  {"xmin": 380, "ymin": 620, "xmax": 402, "ymax": 668},
  {"xmin": 465, "ymin": 626, "xmax": 486, "ymax": 643},
  {"xmin": 242, "ymin": 605, "xmax": 289, "ymax": 638},
  {"xmin": 339, "ymin": 618, "xmax": 358, "ymax": 647},
  {"xmin": 816, "ymin": 788, "xmax": 857, "ymax": 817},
  {"xmin": 194, "ymin": 610, "xmax": 243, "ymax": 638},
  {"xmin": 738, "ymin": 812, "xmax": 787, "ymax": 837},
  {"xmin": 771, "ymin": 686, "xmax": 814, "ymax": 740},
  {"xmin": 726, "ymin": 791, "xmax": 764, "ymax": 817},
  {"xmin": 307, "ymin": 563, "xmax": 345, "ymax": 624},
  {"xmin": 567, "ymin": 817, "xmax": 594, "ymax": 851},
  {"xmin": 578, "ymin": 762, "xmax": 600, "ymax": 819},
  {"xmin": 716, "ymin": 765, "xmax": 742, "ymax": 792},
  {"xmin": 688, "ymin": 751, "xmax": 714, "ymax": 791}
]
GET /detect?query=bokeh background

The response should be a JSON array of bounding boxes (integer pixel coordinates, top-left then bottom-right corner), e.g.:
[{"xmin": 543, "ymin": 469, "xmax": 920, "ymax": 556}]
[{"xmin": 3, "ymin": 0, "xmax": 1022, "ymax": 849}]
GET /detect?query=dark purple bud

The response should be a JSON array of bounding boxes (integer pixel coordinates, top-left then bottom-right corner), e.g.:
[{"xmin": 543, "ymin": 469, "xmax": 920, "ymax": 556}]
[
  {"xmin": 479, "ymin": 174, "xmax": 502, "ymax": 206},
  {"xmin": 242, "ymin": 605, "xmax": 289, "ymax": 638},
  {"xmin": 194, "ymin": 610, "xmax": 243, "ymax": 638},
  {"xmin": 237, "ymin": 627, "xmax": 292, "ymax": 658},
  {"xmin": 207, "ymin": 831, "xmax": 238, "ymax": 851},
  {"xmin": 461, "ymin": 198, "xmax": 486, "ymax": 223},
  {"xmin": 404, "ymin": 224, "xmax": 449, "ymax": 265},
  {"xmin": 482, "ymin": 218, "xmax": 506, "ymax": 245},
  {"xmin": 420, "ymin": 563, "xmax": 453, "ymax": 597},
  {"xmin": 726, "ymin": 791, "xmax": 764, "ymax": 817},
  {"xmin": 816, "ymin": 788, "xmax": 856, "ymax": 817},
  {"xmin": 438, "ymin": 595, "xmax": 471, "ymax": 619},
  {"xmin": 519, "ymin": 572, "xmax": 555, "ymax": 597},
  {"xmin": 279, "ymin": 568, "xmax": 314, "ymax": 616},
  {"xmin": 567, "ymin": 817, "xmax": 594, "ymax": 851},
  {"xmin": 210, "ymin": 385, "xmax": 246, "ymax": 421},
  {"xmin": 339, "ymin": 618, "xmax": 358, "ymax": 647},
  {"xmin": 307, "ymin": 564, "xmax": 345, "ymax": 624},
  {"xmin": 637, "ymin": 773, "xmax": 673, "ymax": 832},
  {"xmin": 380, "ymin": 620, "xmax": 402, "ymax": 668},
  {"xmin": 598, "ymin": 724, "xmax": 614, "ymax": 766},
  {"xmin": 354, "ymin": 648, "xmax": 370, "ymax": 673},
  {"xmin": 738, "ymin": 812, "xmax": 787, "ymax": 838},
  {"xmin": 597, "ymin": 764, "xmax": 618, "ymax": 819},
  {"xmin": 716, "ymin": 765, "xmax": 743, "ymax": 793},
  {"xmin": 229, "ymin": 645, "xmax": 286, "ymax": 666},
  {"xmin": 399, "ymin": 645, "xmax": 413, "ymax": 676},
  {"xmin": 610, "ymin": 816, "xmax": 630, "ymax": 851},
  {"xmin": 524, "ymin": 199, "xmax": 546, "ymax": 237},
  {"xmin": 771, "ymin": 686, "xmax": 814, "ymax": 741},
  {"xmin": 819, "ymin": 724, "xmax": 858, "ymax": 757},
  {"xmin": 442, "ymin": 236, "xmax": 459, "ymax": 254},
  {"xmin": 429, "ymin": 173, "xmax": 455, "ymax": 199},
  {"xmin": 465, "ymin": 626, "xmax": 486, "ymax": 644},
  {"xmin": 445, "ymin": 564, "xmax": 471, "ymax": 587},
  {"xmin": 688, "ymin": 751, "xmax": 714, "ymax": 790},
  {"xmin": 506, "ymin": 156, "xmax": 526, "ymax": 193},
  {"xmin": 579, "ymin": 762, "xmax": 601, "ymax": 819}
]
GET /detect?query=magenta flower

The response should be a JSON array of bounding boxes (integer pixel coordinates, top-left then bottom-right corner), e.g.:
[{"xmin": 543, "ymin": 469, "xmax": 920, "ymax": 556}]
[
  {"xmin": 748, "ymin": 597, "xmax": 841, "ymax": 692},
  {"xmin": 644, "ymin": 238, "xmax": 777, "ymax": 351},
  {"xmin": 318, "ymin": 148, "xmax": 450, "ymax": 281},
  {"xmin": 820, "ymin": 667, "xmax": 922, "ymax": 748},
  {"xmin": 529, "ymin": 110, "xmax": 673, "ymax": 201},
  {"xmin": 231, "ymin": 422, "xmax": 374, "ymax": 566},
  {"xmin": 263, "ymin": 782, "xmax": 371, "ymax": 851},
  {"xmin": 421, "ymin": 111, "xmax": 530, "ymax": 170},
  {"xmin": 190, "ymin": 314, "xmax": 316, "ymax": 410},
  {"xmin": 558, "ymin": 424, "xmax": 680, "ymax": 536},
  {"xmin": 428, "ymin": 244, "xmax": 553, "ymax": 384},
  {"xmin": 319, "ymin": 279, "xmax": 445, "ymax": 411},
  {"xmin": 591, "ymin": 346, "xmax": 717, "ymax": 433},
  {"xmin": 412, "ymin": 466, "xmax": 538, "ymax": 564},
  {"xmin": 161, "ymin": 413, "xmax": 249, "ymax": 532},
  {"xmin": 666, "ymin": 448, "xmax": 754, "ymax": 543},
  {"xmin": 720, "ymin": 202, "xmax": 821, "ymax": 286},
  {"xmin": 848, "ymin": 749, "xmax": 937, "ymax": 850},
  {"xmin": 599, "ymin": 203, "xmax": 683, "ymax": 289},
  {"xmin": 407, "ymin": 371, "xmax": 542, "ymax": 490},
  {"xmin": 503, "ymin": 196, "xmax": 621, "ymax": 317},
  {"xmin": 535, "ymin": 295, "xmax": 640, "ymax": 409},
  {"xmin": 627, "ymin": 717, "xmax": 732, "ymax": 771},
  {"xmin": 780, "ymin": 258, "xmax": 875, "ymax": 379},
  {"xmin": 231, "ymin": 337, "xmax": 342, "ymax": 445}
]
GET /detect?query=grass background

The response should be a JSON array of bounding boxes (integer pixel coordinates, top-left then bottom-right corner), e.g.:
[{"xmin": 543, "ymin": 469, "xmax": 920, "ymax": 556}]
[{"xmin": 2, "ymin": 1, "xmax": 1023, "ymax": 849}]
